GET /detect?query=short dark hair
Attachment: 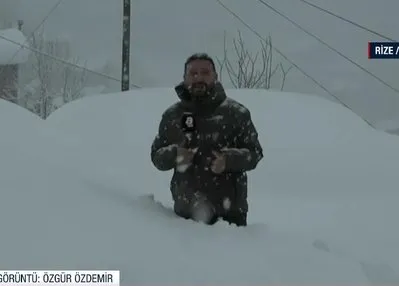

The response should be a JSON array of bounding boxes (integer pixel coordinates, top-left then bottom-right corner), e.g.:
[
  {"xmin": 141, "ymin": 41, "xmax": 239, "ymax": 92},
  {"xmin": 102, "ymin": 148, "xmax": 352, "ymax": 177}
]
[{"xmin": 184, "ymin": 53, "xmax": 216, "ymax": 74}]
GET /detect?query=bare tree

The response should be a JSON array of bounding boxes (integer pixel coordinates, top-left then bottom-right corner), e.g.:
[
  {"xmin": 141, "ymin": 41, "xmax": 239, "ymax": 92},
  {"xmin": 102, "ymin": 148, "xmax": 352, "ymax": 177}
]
[
  {"xmin": 60, "ymin": 57, "xmax": 88, "ymax": 103},
  {"xmin": 19, "ymin": 28, "xmax": 87, "ymax": 119},
  {"xmin": 0, "ymin": 65, "xmax": 19, "ymax": 104},
  {"xmin": 0, "ymin": 21, "xmax": 19, "ymax": 104},
  {"xmin": 216, "ymin": 30, "xmax": 292, "ymax": 90}
]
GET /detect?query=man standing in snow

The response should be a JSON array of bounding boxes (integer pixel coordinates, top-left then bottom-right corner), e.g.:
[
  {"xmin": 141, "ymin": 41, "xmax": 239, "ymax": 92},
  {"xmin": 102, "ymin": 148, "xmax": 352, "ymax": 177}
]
[{"xmin": 151, "ymin": 53, "xmax": 263, "ymax": 226}]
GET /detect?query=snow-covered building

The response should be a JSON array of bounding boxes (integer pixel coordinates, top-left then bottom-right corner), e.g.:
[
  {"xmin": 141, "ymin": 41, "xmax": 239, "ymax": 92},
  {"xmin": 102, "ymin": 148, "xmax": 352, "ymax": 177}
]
[{"xmin": 0, "ymin": 28, "xmax": 31, "ymax": 104}]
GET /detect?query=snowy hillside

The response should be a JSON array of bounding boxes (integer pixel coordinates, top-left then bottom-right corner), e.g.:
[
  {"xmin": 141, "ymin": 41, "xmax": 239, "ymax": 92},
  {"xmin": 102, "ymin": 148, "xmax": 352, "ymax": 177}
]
[{"xmin": 1, "ymin": 88, "xmax": 399, "ymax": 284}]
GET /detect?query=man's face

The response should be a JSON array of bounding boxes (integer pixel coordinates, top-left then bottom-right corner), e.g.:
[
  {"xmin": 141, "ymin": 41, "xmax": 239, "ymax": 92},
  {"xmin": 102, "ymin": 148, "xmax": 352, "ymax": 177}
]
[{"xmin": 184, "ymin": 59, "xmax": 217, "ymax": 97}]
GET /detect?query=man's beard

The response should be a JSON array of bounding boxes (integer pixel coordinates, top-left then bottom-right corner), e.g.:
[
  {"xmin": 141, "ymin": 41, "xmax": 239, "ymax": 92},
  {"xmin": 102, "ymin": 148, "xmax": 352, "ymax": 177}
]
[{"xmin": 188, "ymin": 82, "xmax": 212, "ymax": 100}]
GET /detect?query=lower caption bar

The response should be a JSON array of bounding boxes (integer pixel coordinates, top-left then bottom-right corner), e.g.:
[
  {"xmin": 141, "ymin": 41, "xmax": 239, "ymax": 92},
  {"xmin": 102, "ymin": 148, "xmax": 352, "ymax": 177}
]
[
  {"xmin": 368, "ymin": 41, "xmax": 399, "ymax": 59},
  {"xmin": 0, "ymin": 270, "xmax": 120, "ymax": 286}
]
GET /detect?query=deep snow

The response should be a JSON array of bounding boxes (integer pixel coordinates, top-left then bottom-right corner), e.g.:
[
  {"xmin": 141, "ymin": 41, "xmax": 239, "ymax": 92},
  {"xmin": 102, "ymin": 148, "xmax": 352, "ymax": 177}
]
[{"xmin": 0, "ymin": 88, "xmax": 398, "ymax": 284}]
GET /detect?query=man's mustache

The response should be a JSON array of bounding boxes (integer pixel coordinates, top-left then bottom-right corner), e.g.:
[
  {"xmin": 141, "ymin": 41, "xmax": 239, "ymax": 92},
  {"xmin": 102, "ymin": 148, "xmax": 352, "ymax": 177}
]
[{"xmin": 189, "ymin": 82, "xmax": 207, "ymax": 91}]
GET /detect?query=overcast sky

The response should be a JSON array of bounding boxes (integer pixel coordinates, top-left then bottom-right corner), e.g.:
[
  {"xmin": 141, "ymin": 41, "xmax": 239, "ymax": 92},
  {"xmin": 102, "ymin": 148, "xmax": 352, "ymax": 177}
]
[{"xmin": 2, "ymin": 0, "xmax": 399, "ymax": 125}]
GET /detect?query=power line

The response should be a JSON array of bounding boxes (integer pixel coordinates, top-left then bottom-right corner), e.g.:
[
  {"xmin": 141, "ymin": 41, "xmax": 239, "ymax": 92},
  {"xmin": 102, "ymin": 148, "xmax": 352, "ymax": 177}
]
[
  {"xmin": 214, "ymin": 0, "xmax": 333, "ymax": 97},
  {"xmin": 214, "ymin": 0, "xmax": 375, "ymax": 127},
  {"xmin": 255, "ymin": 0, "xmax": 399, "ymax": 94},
  {"xmin": 0, "ymin": 34, "xmax": 141, "ymax": 88},
  {"xmin": 1, "ymin": 0, "xmax": 65, "ymax": 68},
  {"xmin": 298, "ymin": 0, "xmax": 396, "ymax": 42}
]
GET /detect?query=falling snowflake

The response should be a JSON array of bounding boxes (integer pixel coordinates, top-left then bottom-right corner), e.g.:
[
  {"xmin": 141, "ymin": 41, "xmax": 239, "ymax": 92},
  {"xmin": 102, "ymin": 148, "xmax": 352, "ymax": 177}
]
[
  {"xmin": 176, "ymin": 163, "xmax": 190, "ymax": 173},
  {"xmin": 223, "ymin": 198, "xmax": 231, "ymax": 210}
]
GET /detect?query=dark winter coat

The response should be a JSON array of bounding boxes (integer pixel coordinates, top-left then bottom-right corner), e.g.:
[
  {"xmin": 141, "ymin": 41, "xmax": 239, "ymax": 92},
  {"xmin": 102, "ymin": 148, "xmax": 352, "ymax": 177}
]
[{"xmin": 150, "ymin": 81, "xmax": 263, "ymax": 217}]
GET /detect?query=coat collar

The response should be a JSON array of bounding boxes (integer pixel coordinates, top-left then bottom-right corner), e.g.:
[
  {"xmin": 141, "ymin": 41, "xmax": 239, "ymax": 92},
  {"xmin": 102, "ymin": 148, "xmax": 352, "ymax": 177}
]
[{"xmin": 174, "ymin": 81, "xmax": 227, "ymax": 115}]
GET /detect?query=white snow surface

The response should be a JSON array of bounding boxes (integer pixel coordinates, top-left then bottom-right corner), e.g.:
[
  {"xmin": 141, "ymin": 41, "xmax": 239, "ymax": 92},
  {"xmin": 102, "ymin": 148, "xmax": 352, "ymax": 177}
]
[
  {"xmin": 0, "ymin": 28, "xmax": 30, "ymax": 65},
  {"xmin": 1, "ymin": 88, "xmax": 399, "ymax": 284}
]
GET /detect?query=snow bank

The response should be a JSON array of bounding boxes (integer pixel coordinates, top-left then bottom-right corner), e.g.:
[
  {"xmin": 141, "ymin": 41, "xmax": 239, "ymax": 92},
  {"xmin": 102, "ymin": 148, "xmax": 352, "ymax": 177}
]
[
  {"xmin": 1, "ymin": 87, "xmax": 399, "ymax": 284},
  {"xmin": 0, "ymin": 28, "xmax": 30, "ymax": 65}
]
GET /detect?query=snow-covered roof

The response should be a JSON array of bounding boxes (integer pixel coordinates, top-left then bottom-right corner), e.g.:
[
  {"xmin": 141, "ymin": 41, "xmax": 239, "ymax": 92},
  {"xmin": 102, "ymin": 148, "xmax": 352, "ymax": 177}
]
[{"xmin": 0, "ymin": 28, "xmax": 31, "ymax": 65}]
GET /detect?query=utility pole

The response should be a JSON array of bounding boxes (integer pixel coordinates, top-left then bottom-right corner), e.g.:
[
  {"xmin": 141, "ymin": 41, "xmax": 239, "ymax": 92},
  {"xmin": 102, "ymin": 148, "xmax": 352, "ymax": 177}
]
[
  {"xmin": 121, "ymin": 0, "xmax": 130, "ymax": 91},
  {"xmin": 17, "ymin": 20, "xmax": 24, "ymax": 31}
]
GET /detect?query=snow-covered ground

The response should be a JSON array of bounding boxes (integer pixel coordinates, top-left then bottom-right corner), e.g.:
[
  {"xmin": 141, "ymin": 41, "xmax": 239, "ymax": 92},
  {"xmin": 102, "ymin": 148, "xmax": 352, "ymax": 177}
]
[{"xmin": 1, "ymin": 88, "xmax": 399, "ymax": 284}]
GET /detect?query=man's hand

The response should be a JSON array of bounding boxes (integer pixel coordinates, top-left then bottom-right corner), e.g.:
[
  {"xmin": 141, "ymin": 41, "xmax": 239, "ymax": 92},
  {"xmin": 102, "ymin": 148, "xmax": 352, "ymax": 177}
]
[
  {"xmin": 176, "ymin": 147, "xmax": 197, "ymax": 172},
  {"xmin": 211, "ymin": 151, "xmax": 226, "ymax": 174},
  {"xmin": 176, "ymin": 147, "xmax": 197, "ymax": 164}
]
